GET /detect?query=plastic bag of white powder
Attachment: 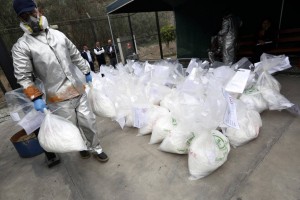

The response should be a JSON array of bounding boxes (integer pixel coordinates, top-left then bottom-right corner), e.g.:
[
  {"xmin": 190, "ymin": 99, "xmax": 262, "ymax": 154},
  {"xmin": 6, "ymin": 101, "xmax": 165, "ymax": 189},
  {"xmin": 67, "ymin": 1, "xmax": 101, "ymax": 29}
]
[
  {"xmin": 38, "ymin": 110, "xmax": 87, "ymax": 153},
  {"xmin": 188, "ymin": 130, "xmax": 230, "ymax": 180}
]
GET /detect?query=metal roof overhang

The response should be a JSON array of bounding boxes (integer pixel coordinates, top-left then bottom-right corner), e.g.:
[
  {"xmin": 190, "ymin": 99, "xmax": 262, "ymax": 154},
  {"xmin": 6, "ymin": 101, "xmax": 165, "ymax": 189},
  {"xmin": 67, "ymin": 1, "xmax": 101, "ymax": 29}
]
[
  {"xmin": 106, "ymin": 0, "xmax": 179, "ymax": 61},
  {"xmin": 106, "ymin": 0, "xmax": 175, "ymax": 14}
]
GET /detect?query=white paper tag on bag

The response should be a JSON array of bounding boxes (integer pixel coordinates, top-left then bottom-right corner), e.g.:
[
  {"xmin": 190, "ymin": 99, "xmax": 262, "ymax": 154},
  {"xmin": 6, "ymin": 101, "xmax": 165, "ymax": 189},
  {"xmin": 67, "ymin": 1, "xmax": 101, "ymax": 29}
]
[
  {"xmin": 225, "ymin": 69, "xmax": 251, "ymax": 93},
  {"xmin": 17, "ymin": 109, "xmax": 45, "ymax": 134},
  {"xmin": 223, "ymin": 89, "xmax": 240, "ymax": 129},
  {"xmin": 133, "ymin": 107, "xmax": 148, "ymax": 128}
]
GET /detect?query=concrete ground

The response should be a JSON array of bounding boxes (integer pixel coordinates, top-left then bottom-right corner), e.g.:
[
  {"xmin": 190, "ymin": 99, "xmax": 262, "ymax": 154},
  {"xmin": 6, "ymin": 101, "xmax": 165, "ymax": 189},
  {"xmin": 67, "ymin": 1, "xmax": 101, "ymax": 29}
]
[{"xmin": 0, "ymin": 73, "xmax": 299, "ymax": 200}]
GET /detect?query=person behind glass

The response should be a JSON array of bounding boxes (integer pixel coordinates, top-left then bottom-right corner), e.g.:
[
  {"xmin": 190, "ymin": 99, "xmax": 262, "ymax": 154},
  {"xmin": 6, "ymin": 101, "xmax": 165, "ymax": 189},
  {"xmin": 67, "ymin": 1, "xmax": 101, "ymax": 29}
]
[
  {"xmin": 106, "ymin": 39, "xmax": 118, "ymax": 68},
  {"xmin": 217, "ymin": 10, "xmax": 243, "ymax": 65},
  {"xmin": 11, "ymin": 0, "xmax": 109, "ymax": 167},
  {"xmin": 253, "ymin": 18, "xmax": 276, "ymax": 63},
  {"xmin": 94, "ymin": 41, "xmax": 106, "ymax": 68},
  {"xmin": 81, "ymin": 45, "xmax": 95, "ymax": 72}
]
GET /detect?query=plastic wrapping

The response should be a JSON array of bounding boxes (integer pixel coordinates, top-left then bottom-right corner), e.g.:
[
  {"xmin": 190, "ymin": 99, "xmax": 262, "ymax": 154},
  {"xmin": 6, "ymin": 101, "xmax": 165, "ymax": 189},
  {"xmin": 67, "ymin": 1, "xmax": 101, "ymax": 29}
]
[
  {"xmin": 87, "ymin": 82, "xmax": 116, "ymax": 118},
  {"xmin": 257, "ymin": 71, "xmax": 293, "ymax": 110},
  {"xmin": 211, "ymin": 65, "xmax": 235, "ymax": 85},
  {"xmin": 188, "ymin": 130, "xmax": 230, "ymax": 180},
  {"xmin": 160, "ymin": 90, "xmax": 177, "ymax": 111},
  {"xmin": 186, "ymin": 58, "xmax": 200, "ymax": 75},
  {"xmin": 159, "ymin": 124, "xmax": 195, "ymax": 154},
  {"xmin": 254, "ymin": 53, "xmax": 292, "ymax": 75},
  {"xmin": 261, "ymin": 88, "xmax": 294, "ymax": 110},
  {"xmin": 137, "ymin": 105, "xmax": 170, "ymax": 136},
  {"xmin": 149, "ymin": 113, "xmax": 177, "ymax": 144},
  {"xmin": 5, "ymin": 88, "xmax": 34, "ymax": 121},
  {"xmin": 239, "ymin": 87, "xmax": 268, "ymax": 113},
  {"xmin": 145, "ymin": 82, "xmax": 172, "ymax": 105},
  {"xmin": 38, "ymin": 109, "xmax": 87, "ymax": 153},
  {"xmin": 231, "ymin": 57, "xmax": 254, "ymax": 70},
  {"xmin": 223, "ymin": 100, "xmax": 262, "ymax": 147}
]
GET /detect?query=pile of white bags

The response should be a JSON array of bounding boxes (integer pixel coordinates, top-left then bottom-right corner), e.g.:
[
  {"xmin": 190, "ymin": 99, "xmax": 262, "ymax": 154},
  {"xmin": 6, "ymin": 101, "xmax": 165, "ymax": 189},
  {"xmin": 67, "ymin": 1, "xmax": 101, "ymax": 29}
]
[{"xmin": 84, "ymin": 55, "xmax": 295, "ymax": 180}]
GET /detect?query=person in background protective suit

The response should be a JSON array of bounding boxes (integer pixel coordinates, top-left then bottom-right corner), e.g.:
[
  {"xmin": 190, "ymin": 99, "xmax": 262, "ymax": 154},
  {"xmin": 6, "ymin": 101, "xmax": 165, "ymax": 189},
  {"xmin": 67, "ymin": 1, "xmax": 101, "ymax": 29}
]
[
  {"xmin": 217, "ymin": 11, "xmax": 243, "ymax": 65},
  {"xmin": 11, "ymin": 0, "xmax": 109, "ymax": 167}
]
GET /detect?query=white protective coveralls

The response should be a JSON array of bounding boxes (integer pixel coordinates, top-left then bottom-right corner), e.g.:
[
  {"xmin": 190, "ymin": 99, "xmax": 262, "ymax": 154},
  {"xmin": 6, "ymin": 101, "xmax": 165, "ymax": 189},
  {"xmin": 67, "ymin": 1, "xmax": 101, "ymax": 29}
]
[{"xmin": 12, "ymin": 27, "xmax": 103, "ymax": 154}]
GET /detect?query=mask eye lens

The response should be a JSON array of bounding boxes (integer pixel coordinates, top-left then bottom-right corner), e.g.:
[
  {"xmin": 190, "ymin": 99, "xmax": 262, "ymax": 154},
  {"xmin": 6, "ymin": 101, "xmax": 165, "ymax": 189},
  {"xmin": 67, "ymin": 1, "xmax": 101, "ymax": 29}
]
[{"xmin": 19, "ymin": 9, "xmax": 37, "ymax": 22}]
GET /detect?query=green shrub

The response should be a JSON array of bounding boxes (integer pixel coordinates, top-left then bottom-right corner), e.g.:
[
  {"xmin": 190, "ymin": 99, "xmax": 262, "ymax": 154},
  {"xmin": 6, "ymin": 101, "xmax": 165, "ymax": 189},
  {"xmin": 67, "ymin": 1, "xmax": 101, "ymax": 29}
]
[{"xmin": 160, "ymin": 25, "xmax": 176, "ymax": 48}]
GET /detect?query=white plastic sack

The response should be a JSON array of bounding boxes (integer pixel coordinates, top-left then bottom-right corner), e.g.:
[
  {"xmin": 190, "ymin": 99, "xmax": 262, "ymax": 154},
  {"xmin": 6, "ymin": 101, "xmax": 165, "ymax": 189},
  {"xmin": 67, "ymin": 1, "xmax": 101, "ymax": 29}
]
[
  {"xmin": 160, "ymin": 90, "xmax": 203, "ymax": 113},
  {"xmin": 88, "ymin": 83, "xmax": 116, "ymax": 118},
  {"xmin": 145, "ymin": 83, "xmax": 172, "ymax": 105},
  {"xmin": 254, "ymin": 53, "xmax": 292, "ymax": 75},
  {"xmin": 149, "ymin": 114, "xmax": 177, "ymax": 144},
  {"xmin": 256, "ymin": 71, "xmax": 293, "ymax": 110},
  {"xmin": 240, "ymin": 87, "xmax": 268, "ymax": 113},
  {"xmin": 256, "ymin": 71, "xmax": 281, "ymax": 92},
  {"xmin": 211, "ymin": 65, "xmax": 235, "ymax": 85},
  {"xmin": 224, "ymin": 109, "xmax": 262, "ymax": 148},
  {"xmin": 178, "ymin": 67, "xmax": 206, "ymax": 96},
  {"xmin": 199, "ymin": 77, "xmax": 227, "ymax": 130},
  {"xmin": 138, "ymin": 106, "xmax": 170, "ymax": 135},
  {"xmin": 188, "ymin": 130, "xmax": 230, "ymax": 180},
  {"xmin": 38, "ymin": 110, "xmax": 87, "ymax": 153},
  {"xmin": 160, "ymin": 91, "xmax": 178, "ymax": 111},
  {"xmin": 159, "ymin": 124, "xmax": 195, "ymax": 154},
  {"xmin": 261, "ymin": 88, "xmax": 294, "ymax": 110}
]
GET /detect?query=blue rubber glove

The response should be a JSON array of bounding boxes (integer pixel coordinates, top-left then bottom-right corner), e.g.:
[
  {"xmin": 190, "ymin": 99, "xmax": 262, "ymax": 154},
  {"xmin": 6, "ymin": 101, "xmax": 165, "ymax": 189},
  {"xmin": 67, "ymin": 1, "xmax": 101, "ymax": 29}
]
[
  {"xmin": 85, "ymin": 73, "xmax": 92, "ymax": 83},
  {"xmin": 33, "ymin": 98, "xmax": 47, "ymax": 113}
]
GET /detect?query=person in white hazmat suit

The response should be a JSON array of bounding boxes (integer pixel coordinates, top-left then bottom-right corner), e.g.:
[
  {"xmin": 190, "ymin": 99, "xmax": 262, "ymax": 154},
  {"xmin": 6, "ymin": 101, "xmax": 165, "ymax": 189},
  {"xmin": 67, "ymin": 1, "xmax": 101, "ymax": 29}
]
[
  {"xmin": 217, "ymin": 10, "xmax": 242, "ymax": 65},
  {"xmin": 11, "ymin": 0, "xmax": 109, "ymax": 166}
]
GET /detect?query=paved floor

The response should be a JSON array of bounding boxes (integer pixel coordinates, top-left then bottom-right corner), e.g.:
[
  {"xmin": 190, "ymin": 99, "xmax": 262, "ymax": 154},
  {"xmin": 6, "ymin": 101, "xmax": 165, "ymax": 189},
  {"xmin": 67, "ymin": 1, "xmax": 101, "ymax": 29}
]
[{"xmin": 0, "ymin": 74, "xmax": 299, "ymax": 200}]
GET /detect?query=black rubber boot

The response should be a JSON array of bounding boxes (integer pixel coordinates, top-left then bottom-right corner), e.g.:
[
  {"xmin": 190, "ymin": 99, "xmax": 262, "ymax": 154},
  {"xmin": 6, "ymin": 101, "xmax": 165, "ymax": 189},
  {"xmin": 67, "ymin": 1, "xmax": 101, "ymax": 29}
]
[
  {"xmin": 94, "ymin": 152, "xmax": 109, "ymax": 162},
  {"xmin": 45, "ymin": 152, "xmax": 61, "ymax": 168},
  {"xmin": 79, "ymin": 150, "xmax": 91, "ymax": 159}
]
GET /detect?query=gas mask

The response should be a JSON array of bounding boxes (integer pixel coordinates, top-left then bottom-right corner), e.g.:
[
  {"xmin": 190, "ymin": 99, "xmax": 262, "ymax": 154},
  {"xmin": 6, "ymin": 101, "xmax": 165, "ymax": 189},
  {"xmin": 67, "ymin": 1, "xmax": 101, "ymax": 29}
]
[{"xmin": 20, "ymin": 15, "xmax": 49, "ymax": 35}]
